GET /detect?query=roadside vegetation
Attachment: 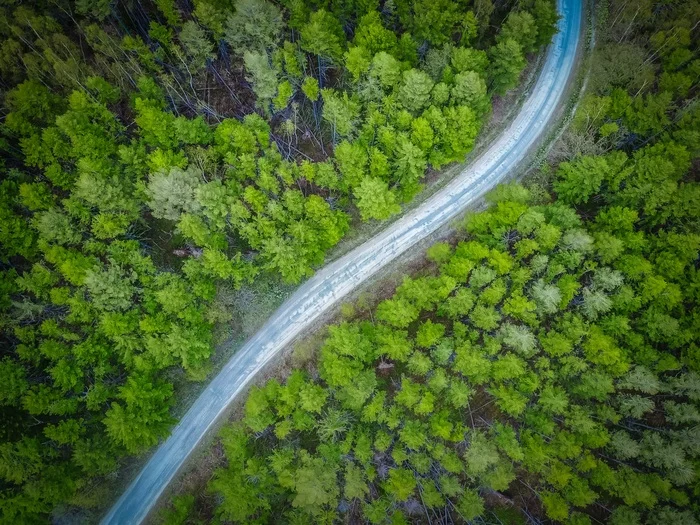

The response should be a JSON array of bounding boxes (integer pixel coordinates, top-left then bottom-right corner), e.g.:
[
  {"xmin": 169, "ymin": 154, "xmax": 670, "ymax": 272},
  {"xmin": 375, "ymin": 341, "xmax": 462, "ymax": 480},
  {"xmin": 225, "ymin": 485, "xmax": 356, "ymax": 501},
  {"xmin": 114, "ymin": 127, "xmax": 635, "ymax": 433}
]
[
  {"xmin": 161, "ymin": 0, "xmax": 700, "ymax": 523},
  {"xmin": 0, "ymin": 0, "xmax": 560, "ymax": 521}
]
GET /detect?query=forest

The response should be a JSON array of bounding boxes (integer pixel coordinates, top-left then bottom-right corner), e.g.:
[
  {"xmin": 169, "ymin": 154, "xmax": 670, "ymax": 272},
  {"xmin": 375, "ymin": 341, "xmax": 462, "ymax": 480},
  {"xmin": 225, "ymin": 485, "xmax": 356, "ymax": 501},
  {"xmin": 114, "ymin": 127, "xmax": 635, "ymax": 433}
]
[
  {"xmin": 156, "ymin": 0, "xmax": 700, "ymax": 524},
  {"xmin": 0, "ymin": 0, "xmax": 564, "ymax": 522}
]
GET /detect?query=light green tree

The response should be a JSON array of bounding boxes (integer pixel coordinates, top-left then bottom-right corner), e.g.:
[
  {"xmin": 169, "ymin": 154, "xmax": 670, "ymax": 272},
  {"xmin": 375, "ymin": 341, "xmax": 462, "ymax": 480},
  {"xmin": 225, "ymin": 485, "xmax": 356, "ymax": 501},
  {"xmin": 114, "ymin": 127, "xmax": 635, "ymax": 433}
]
[
  {"xmin": 244, "ymin": 50, "xmax": 279, "ymax": 113},
  {"xmin": 353, "ymin": 177, "xmax": 401, "ymax": 221},
  {"xmin": 300, "ymin": 10, "xmax": 346, "ymax": 63},
  {"xmin": 224, "ymin": 0, "xmax": 282, "ymax": 54},
  {"xmin": 321, "ymin": 89, "xmax": 360, "ymax": 140},
  {"xmin": 146, "ymin": 165, "xmax": 202, "ymax": 222},
  {"xmin": 384, "ymin": 468, "xmax": 416, "ymax": 501},
  {"xmin": 399, "ymin": 69, "xmax": 434, "ymax": 113},
  {"xmin": 451, "ymin": 71, "xmax": 490, "ymax": 116},
  {"xmin": 488, "ymin": 38, "xmax": 526, "ymax": 94},
  {"xmin": 498, "ymin": 11, "xmax": 538, "ymax": 53}
]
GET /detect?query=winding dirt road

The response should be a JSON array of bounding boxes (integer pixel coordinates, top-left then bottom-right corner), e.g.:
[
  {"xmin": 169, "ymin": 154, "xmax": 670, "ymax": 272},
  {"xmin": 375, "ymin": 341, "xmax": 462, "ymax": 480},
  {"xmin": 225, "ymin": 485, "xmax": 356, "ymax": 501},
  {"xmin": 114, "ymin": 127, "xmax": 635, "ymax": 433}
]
[{"xmin": 102, "ymin": 1, "xmax": 582, "ymax": 522}]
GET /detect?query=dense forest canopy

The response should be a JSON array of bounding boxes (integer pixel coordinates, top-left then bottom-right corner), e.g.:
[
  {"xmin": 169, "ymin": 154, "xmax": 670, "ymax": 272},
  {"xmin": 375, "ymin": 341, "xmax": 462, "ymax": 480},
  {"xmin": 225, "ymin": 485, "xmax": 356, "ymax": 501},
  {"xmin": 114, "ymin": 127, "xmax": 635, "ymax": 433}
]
[
  {"xmin": 158, "ymin": 0, "xmax": 699, "ymax": 523},
  {"xmin": 0, "ymin": 0, "xmax": 561, "ymax": 521}
]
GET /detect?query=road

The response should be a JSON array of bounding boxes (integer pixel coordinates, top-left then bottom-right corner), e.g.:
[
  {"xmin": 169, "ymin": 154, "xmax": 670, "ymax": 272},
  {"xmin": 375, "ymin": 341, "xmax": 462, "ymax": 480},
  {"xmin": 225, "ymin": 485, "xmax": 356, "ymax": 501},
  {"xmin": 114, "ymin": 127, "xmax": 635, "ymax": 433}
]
[{"xmin": 102, "ymin": 0, "xmax": 582, "ymax": 522}]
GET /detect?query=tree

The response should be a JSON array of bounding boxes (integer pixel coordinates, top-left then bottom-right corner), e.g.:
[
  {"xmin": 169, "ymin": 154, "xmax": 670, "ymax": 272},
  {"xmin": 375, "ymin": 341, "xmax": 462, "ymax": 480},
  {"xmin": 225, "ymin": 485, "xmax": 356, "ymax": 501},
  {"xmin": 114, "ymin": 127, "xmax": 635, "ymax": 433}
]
[
  {"xmin": 542, "ymin": 491, "xmax": 570, "ymax": 521},
  {"xmin": 179, "ymin": 21, "xmax": 214, "ymax": 69},
  {"xmin": 470, "ymin": 304, "xmax": 501, "ymax": 331},
  {"xmin": 4, "ymin": 80, "xmax": 66, "ymax": 136},
  {"xmin": 384, "ymin": 468, "xmax": 416, "ymax": 501},
  {"xmin": 394, "ymin": 377, "xmax": 423, "ymax": 408},
  {"xmin": 0, "ymin": 358, "xmax": 28, "ymax": 406},
  {"xmin": 455, "ymin": 489, "xmax": 485, "ymax": 521},
  {"xmin": 453, "ymin": 343, "xmax": 492, "ymax": 384},
  {"xmin": 460, "ymin": 11, "xmax": 479, "ymax": 45},
  {"xmin": 209, "ymin": 428, "xmax": 273, "ymax": 522},
  {"xmin": 426, "ymin": 242, "xmax": 452, "ymax": 264},
  {"xmin": 451, "ymin": 71, "xmax": 490, "ymax": 117},
  {"xmin": 83, "ymin": 262, "xmax": 138, "ymax": 312},
  {"xmin": 399, "ymin": 419, "xmax": 428, "ymax": 449},
  {"xmin": 103, "ymin": 375, "xmax": 174, "ymax": 453},
  {"xmin": 300, "ymin": 10, "xmax": 346, "ymax": 64},
  {"xmin": 159, "ymin": 494, "xmax": 195, "ymax": 525},
  {"xmin": 427, "ymin": 105, "xmax": 479, "ymax": 166},
  {"xmin": 321, "ymin": 89, "xmax": 360, "ymax": 140},
  {"xmin": 499, "ymin": 323, "xmax": 537, "ymax": 356},
  {"xmin": 292, "ymin": 453, "xmax": 340, "ymax": 513},
  {"xmin": 244, "ymin": 50, "xmax": 279, "ymax": 113},
  {"xmin": 344, "ymin": 463, "xmax": 369, "ymax": 500},
  {"xmin": 352, "ymin": 11, "xmax": 398, "ymax": 56},
  {"xmin": 416, "ymin": 320, "xmax": 445, "ymax": 348},
  {"xmin": 498, "ymin": 11, "xmax": 538, "ymax": 53},
  {"xmin": 302, "ymin": 76, "xmax": 320, "ymax": 101},
  {"xmin": 224, "ymin": 0, "xmax": 282, "ymax": 54},
  {"xmin": 581, "ymin": 288, "xmax": 613, "ymax": 320},
  {"xmin": 451, "ymin": 47, "xmax": 489, "ymax": 77},
  {"xmin": 617, "ymin": 366, "xmax": 661, "ymax": 395},
  {"xmin": 316, "ymin": 409, "xmax": 351, "ymax": 443},
  {"xmin": 146, "ymin": 166, "xmax": 203, "ymax": 221},
  {"xmin": 398, "ymin": 69, "xmax": 434, "ymax": 113},
  {"xmin": 353, "ymin": 177, "xmax": 401, "ymax": 221},
  {"xmin": 530, "ymin": 279, "xmax": 562, "ymax": 314},
  {"xmin": 465, "ymin": 430, "xmax": 501, "ymax": 477},
  {"xmin": 488, "ymin": 38, "xmax": 526, "ymax": 95},
  {"xmin": 554, "ymin": 152, "xmax": 629, "ymax": 205},
  {"xmin": 410, "ymin": 117, "xmax": 434, "ymax": 153},
  {"xmin": 410, "ymin": 0, "xmax": 461, "ymax": 46},
  {"xmin": 393, "ymin": 135, "xmax": 427, "ymax": 198},
  {"xmin": 337, "ymin": 370, "xmax": 377, "ymax": 410},
  {"xmin": 344, "ymin": 46, "xmax": 371, "ymax": 81},
  {"xmin": 533, "ymin": 0, "xmax": 560, "ymax": 47},
  {"xmin": 618, "ymin": 395, "xmax": 655, "ymax": 418},
  {"xmin": 334, "ymin": 140, "xmax": 367, "ymax": 189},
  {"xmin": 369, "ymin": 51, "xmax": 402, "ymax": 89}
]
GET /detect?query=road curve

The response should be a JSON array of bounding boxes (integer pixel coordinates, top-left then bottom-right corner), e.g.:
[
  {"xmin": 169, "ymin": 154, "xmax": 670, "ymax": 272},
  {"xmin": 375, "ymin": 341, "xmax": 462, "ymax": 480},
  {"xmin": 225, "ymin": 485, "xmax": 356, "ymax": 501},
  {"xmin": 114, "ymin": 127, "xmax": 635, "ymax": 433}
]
[{"xmin": 103, "ymin": 1, "xmax": 582, "ymax": 522}]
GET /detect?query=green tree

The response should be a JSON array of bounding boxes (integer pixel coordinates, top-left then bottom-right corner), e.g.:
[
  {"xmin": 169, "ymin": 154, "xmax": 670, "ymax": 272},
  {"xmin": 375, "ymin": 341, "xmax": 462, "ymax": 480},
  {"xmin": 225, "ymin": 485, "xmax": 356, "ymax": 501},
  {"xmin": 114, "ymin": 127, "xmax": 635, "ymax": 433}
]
[
  {"xmin": 455, "ymin": 489, "xmax": 485, "ymax": 520},
  {"xmin": 244, "ymin": 50, "xmax": 279, "ymax": 113},
  {"xmin": 554, "ymin": 152, "xmax": 629, "ymax": 205},
  {"xmin": 302, "ymin": 76, "xmax": 320, "ymax": 101},
  {"xmin": 292, "ymin": 453, "xmax": 340, "ymax": 513},
  {"xmin": 344, "ymin": 46, "xmax": 371, "ymax": 81},
  {"xmin": 103, "ymin": 375, "xmax": 174, "ymax": 453},
  {"xmin": 334, "ymin": 140, "xmax": 367, "ymax": 188},
  {"xmin": 321, "ymin": 89, "xmax": 360, "ymax": 140},
  {"xmin": 352, "ymin": 11, "xmax": 398, "ymax": 56},
  {"xmin": 179, "ymin": 21, "xmax": 215, "ymax": 69},
  {"xmin": 498, "ymin": 11, "xmax": 539, "ymax": 53},
  {"xmin": 146, "ymin": 166, "xmax": 202, "ymax": 221},
  {"xmin": 410, "ymin": 0, "xmax": 461, "ymax": 46},
  {"xmin": 533, "ymin": 0, "xmax": 560, "ymax": 47},
  {"xmin": 488, "ymin": 38, "xmax": 526, "ymax": 94},
  {"xmin": 353, "ymin": 177, "xmax": 401, "ymax": 221},
  {"xmin": 399, "ymin": 69, "xmax": 434, "ymax": 113},
  {"xmin": 300, "ymin": 10, "xmax": 346, "ymax": 64},
  {"xmin": 344, "ymin": 463, "xmax": 369, "ymax": 500},
  {"xmin": 451, "ymin": 71, "xmax": 490, "ymax": 116},
  {"xmin": 369, "ymin": 51, "xmax": 402, "ymax": 89},
  {"xmin": 224, "ymin": 0, "xmax": 283, "ymax": 54},
  {"xmin": 384, "ymin": 468, "xmax": 416, "ymax": 501},
  {"xmin": 451, "ymin": 47, "xmax": 490, "ymax": 77}
]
